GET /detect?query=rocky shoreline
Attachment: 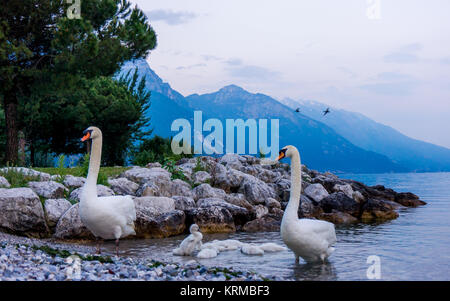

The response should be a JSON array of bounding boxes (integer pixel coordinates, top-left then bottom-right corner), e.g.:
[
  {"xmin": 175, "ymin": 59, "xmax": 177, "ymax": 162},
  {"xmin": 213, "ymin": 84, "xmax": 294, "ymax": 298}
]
[
  {"xmin": 0, "ymin": 154, "xmax": 426, "ymax": 240},
  {"xmin": 0, "ymin": 232, "xmax": 274, "ymax": 281}
]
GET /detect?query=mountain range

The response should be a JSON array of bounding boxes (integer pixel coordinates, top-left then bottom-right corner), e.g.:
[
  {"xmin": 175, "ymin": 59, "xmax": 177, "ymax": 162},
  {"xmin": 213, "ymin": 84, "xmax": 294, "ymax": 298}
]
[{"xmin": 120, "ymin": 59, "xmax": 450, "ymax": 173}]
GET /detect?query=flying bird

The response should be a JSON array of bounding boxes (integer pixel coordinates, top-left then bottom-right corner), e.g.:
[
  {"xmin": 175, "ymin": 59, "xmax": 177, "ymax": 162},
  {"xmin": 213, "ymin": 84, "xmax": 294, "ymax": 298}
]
[
  {"xmin": 295, "ymin": 108, "xmax": 300, "ymax": 113},
  {"xmin": 323, "ymin": 108, "xmax": 330, "ymax": 116}
]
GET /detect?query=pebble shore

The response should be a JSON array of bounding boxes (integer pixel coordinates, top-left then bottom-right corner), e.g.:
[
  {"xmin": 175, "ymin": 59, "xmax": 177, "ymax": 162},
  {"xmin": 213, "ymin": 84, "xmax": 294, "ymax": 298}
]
[{"xmin": 0, "ymin": 232, "xmax": 280, "ymax": 281}]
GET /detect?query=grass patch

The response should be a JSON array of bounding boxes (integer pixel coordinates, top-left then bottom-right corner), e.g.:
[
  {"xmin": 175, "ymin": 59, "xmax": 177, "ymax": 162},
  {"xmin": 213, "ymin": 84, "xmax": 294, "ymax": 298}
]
[
  {"xmin": 0, "ymin": 167, "xmax": 41, "ymax": 188},
  {"xmin": 34, "ymin": 166, "xmax": 129, "ymax": 182},
  {"xmin": 148, "ymin": 260, "xmax": 165, "ymax": 268}
]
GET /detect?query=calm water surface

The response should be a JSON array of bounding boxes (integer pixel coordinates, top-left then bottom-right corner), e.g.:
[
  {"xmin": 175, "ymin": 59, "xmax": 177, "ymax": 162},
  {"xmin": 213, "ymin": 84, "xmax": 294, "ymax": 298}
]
[{"xmin": 100, "ymin": 172, "xmax": 450, "ymax": 280}]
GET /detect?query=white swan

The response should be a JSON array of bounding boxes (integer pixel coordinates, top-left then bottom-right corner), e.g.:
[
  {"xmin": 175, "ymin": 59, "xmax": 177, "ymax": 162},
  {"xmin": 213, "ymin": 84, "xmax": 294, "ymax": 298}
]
[
  {"xmin": 241, "ymin": 244, "xmax": 264, "ymax": 256},
  {"xmin": 79, "ymin": 126, "xmax": 136, "ymax": 256},
  {"xmin": 276, "ymin": 145, "xmax": 337, "ymax": 263},
  {"xmin": 197, "ymin": 248, "xmax": 218, "ymax": 259},
  {"xmin": 173, "ymin": 224, "xmax": 203, "ymax": 256}
]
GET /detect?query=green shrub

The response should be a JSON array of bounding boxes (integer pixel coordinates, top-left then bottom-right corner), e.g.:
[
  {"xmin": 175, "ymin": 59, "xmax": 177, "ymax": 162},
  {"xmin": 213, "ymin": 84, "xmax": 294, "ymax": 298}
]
[{"xmin": 0, "ymin": 166, "xmax": 41, "ymax": 188}]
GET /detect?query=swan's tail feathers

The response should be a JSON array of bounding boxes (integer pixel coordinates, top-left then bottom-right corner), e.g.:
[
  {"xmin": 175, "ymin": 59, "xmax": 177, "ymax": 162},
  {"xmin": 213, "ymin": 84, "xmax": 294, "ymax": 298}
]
[{"xmin": 173, "ymin": 248, "xmax": 184, "ymax": 256}]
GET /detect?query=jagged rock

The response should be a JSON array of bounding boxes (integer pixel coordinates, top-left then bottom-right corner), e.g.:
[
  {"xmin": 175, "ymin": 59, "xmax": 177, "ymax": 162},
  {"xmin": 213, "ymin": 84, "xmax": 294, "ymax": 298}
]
[
  {"xmin": 333, "ymin": 184, "xmax": 354, "ymax": 199},
  {"xmin": 265, "ymin": 198, "xmax": 281, "ymax": 209},
  {"xmin": 133, "ymin": 196, "xmax": 175, "ymax": 215},
  {"xmin": 0, "ymin": 176, "xmax": 11, "ymax": 188},
  {"xmin": 0, "ymin": 188, "xmax": 48, "ymax": 237},
  {"xmin": 185, "ymin": 206, "xmax": 235, "ymax": 233},
  {"xmin": 135, "ymin": 210, "xmax": 186, "ymax": 239},
  {"xmin": 193, "ymin": 171, "xmax": 212, "ymax": 185},
  {"xmin": 240, "ymin": 175, "xmax": 277, "ymax": 205},
  {"xmin": 211, "ymin": 163, "xmax": 245, "ymax": 192},
  {"xmin": 54, "ymin": 203, "xmax": 93, "ymax": 239},
  {"xmin": 320, "ymin": 211, "xmax": 358, "ymax": 224},
  {"xmin": 269, "ymin": 207, "xmax": 284, "ymax": 220},
  {"xmin": 395, "ymin": 192, "xmax": 426, "ymax": 207},
  {"xmin": 63, "ymin": 175, "xmax": 86, "ymax": 189},
  {"xmin": 146, "ymin": 162, "xmax": 162, "ymax": 168},
  {"xmin": 304, "ymin": 183, "xmax": 329, "ymax": 203},
  {"xmin": 172, "ymin": 196, "xmax": 196, "ymax": 211},
  {"xmin": 320, "ymin": 192, "xmax": 360, "ymax": 217},
  {"xmin": 169, "ymin": 179, "xmax": 194, "ymax": 198},
  {"xmin": 108, "ymin": 178, "xmax": 139, "ymax": 196},
  {"xmin": 224, "ymin": 193, "xmax": 254, "ymax": 211},
  {"xmin": 219, "ymin": 153, "xmax": 245, "ymax": 170},
  {"xmin": 133, "ymin": 196, "xmax": 185, "ymax": 238},
  {"xmin": 121, "ymin": 166, "xmax": 171, "ymax": 184},
  {"xmin": 192, "ymin": 183, "xmax": 226, "ymax": 201},
  {"xmin": 242, "ymin": 216, "xmax": 280, "ymax": 232},
  {"xmin": 137, "ymin": 182, "xmax": 160, "ymax": 197},
  {"xmin": 352, "ymin": 190, "xmax": 365, "ymax": 203},
  {"xmin": 0, "ymin": 167, "xmax": 51, "ymax": 181},
  {"xmin": 44, "ymin": 198, "xmax": 72, "ymax": 228},
  {"xmin": 69, "ymin": 185, "xmax": 115, "ymax": 202},
  {"xmin": 360, "ymin": 199, "xmax": 399, "ymax": 222},
  {"xmin": 274, "ymin": 178, "xmax": 291, "ymax": 202},
  {"xmin": 28, "ymin": 181, "xmax": 68, "ymax": 199},
  {"xmin": 197, "ymin": 197, "xmax": 254, "ymax": 225},
  {"xmin": 253, "ymin": 204, "xmax": 269, "ymax": 219},
  {"xmin": 297, "ymin": 195, "xmax": 323, "ymax": 218}
]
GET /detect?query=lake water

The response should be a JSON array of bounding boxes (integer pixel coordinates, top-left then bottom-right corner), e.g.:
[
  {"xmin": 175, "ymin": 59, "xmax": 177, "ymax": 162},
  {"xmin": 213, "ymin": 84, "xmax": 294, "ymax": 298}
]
[{"xmin": 101, "ymin": 172, "xmax": 450, "ymax": 280}]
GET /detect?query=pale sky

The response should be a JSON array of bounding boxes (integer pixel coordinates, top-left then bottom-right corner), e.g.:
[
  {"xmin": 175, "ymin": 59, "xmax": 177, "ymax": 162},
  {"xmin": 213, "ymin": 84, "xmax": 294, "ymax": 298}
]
[{"xmin": 130, "ymin": 0, "xmax": 450, "ymax": 148}]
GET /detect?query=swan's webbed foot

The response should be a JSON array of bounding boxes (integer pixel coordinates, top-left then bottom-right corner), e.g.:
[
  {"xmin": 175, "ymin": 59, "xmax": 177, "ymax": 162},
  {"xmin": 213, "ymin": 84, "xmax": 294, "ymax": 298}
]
[{"xmin": 295, "ymin": 256, "xmax": 300, "ymax": 264}]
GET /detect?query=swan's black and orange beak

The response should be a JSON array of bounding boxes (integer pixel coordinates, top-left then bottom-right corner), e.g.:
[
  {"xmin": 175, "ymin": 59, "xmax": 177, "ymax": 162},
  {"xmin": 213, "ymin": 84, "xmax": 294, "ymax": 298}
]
[
  {"xmin": 81, "ymin": 129, "xmax": 92, "ymax": 142},
  {"xmin": 276, "ymin": 149, "xmax": 286, "ymax": 161}
]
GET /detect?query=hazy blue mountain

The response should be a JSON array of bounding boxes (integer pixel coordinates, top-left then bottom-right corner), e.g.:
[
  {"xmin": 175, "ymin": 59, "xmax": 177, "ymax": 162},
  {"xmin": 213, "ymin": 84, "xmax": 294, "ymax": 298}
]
[
  {"xmin": 119, "ymin": 60, "xmax": 193, "ymax": 138},
  {"xmin": 118, "ymin": 59, "xmax": 407, "ymax": 172},
  {"xmin": 183, "ymin": 85, "xmax": 405, "ymax": 173},
  {"xmin": 280, "ymin": 98, "xmax": 450, "ymax": 172}
]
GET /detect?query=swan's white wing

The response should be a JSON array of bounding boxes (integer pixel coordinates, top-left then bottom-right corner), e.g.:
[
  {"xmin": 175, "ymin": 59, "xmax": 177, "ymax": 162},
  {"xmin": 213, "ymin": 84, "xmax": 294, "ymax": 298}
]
[
  {"xmin": 298, "ymin": 219, "xmax": 337, "ymax": 245},
  {"xmin": 99, "ymin": 195, "xmax": 136, "ymax": 223}
]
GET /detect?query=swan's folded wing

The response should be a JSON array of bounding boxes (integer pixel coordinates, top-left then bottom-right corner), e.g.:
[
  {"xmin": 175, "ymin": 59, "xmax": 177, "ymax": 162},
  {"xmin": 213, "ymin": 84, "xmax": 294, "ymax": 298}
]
[
  {"xmin": 101, "ymin": 195, "xmax": 136, "ymax": 223},
  {"xmin": 299, "ymin": 219, "xmax": 337, "ymax": 245}
]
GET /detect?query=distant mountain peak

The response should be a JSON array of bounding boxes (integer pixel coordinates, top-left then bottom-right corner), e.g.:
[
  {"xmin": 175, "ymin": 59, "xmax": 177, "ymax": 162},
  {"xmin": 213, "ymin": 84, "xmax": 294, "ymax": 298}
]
[{"xmin": 219, "ymin": 84, "xmax": 246, "ymax": 93}]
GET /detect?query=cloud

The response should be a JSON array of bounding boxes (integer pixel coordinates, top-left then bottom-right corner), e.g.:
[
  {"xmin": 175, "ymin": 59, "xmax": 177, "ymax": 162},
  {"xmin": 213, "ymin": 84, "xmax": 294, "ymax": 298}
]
[
  {"xmin": 145, "ymin": 10, "xmax": 198, "ymax": 25},
  {"xmin": 383, "ymin": 43, "xmax": 422, "ymax": 64},
  {"xmin": 359, "ymin": 72, "xmax": 419, "ymax": 95},
  {"xmin": 176, "ymin": 63, "xmax": 206, "ymax": 70},
  {"xmin": 224, "ymin": 58, "xmax": 243, "ymax": 66},
  {"xmin": 440, "ymin": 57, "xmax": 450, "ymax": 65},
  {"xmin": 227, "ymin": 65, "xmax": 279, "ymax": 80}
]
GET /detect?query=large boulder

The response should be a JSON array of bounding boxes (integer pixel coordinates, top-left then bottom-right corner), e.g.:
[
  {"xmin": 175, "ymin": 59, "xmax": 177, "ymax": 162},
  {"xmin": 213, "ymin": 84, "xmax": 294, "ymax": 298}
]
[
  {"xmin": 304, "ymin": 183, "xmax": 329, "ymax": 203},
  {"xmin": 274, "ymin": 178, "xmax": 291, "ymax": 202},
  {"xmin": 298, "ymin": 195, "xmax": 322, "ymax": 218},
  {"xmin": 0, "ymin": 188, "xmax": 49, "ymax": 237},
  {"xmin": 54, "ymin": 203, "xmax": 93, "ymax": 239},
  {"xmin": 193, "ymin": 171, "xmax": 212, "ymax": 185},
  {"xmin": 219, "ymin": 153, "xmax": 245, "ymax": 170},
  {"xmin": 69, "ymin": 185, "xmax": 115, "ymax": 202},
  {"xmin": 394, "ymin": 192, "xmax": 426, "ymax": 207},
  {"xmin": 224, "ymin": 193, "xmax": 254, "ymax": 211},
  {"xmin": 320, "ymin": 192, "xmax": 361, "ymax": 217},
  {"xmin": 172, "ymin": 196, "xmax": 196, "ymax": 211},
  {"xmin": 320, "ymin": 211, "xmax": 358, "ymax": 224},
  {"xmin": 131, "ymin": 196, "xmax": 186, "ymax": 238},
  {"xmin": 185, "ymin": 206, "xmax": 236, "ymax": 233},
  {"xmin": 63, "ymin": 175, "xmax": 86, "ymax": 189},
  {"xmin": 28, "ymin": 181, "xmax": 68, "ymax": 199},
  {"xmin": 192, "ymin": 183, "xmax": 226, "ymax": 201},
  {"xmin": 240, "ymin": 175, "xmax": 277, "ymax": 205},
  {"xmin": 169, "ymin": 179, "xmax": 194, "ymax": 198},
  {"xmin": 108, "ymin": 177, "xmax": 139, "ymax": 196},
  {"xmin": 242, "ymin": 216, "xmax": 280, "ymax": 232},
  {"xmin": 333, "ymin": 184, "xmax": 354, "ymax": 199},
  {"xmin": 197, "ymin": 197, "xmax": 254, "ymax": 226},
  {"xmin": 44, "ymin": 198, "xmax": 72, "ymax": 228},
  {"xmin": 0, "ymin": 176, "xmax": 11, "ymax": 188},
  {"xmin": 211, "ymin": 164, "xmax": 245, "ymax": 193},
  {"xmin": 360, "ymin": 199, "xmax": 399, "ymax": 222},
  {"xmin": 121, "ymin": 166, "xmax": 171, "ymax": 184}
]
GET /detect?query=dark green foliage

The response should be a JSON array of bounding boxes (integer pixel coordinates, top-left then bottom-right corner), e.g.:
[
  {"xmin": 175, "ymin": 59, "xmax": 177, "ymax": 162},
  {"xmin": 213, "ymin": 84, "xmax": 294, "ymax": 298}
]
[
  {"xmin": 0, "ymin": 0, "xmax": 157, "ymax": 165},
  {"xmin": 132, "ymin": 135, "xmax": 193, "ymax": 166}
]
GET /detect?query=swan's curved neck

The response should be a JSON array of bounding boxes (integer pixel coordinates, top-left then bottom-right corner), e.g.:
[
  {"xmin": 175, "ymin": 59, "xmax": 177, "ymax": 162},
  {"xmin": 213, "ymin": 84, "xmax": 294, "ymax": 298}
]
[
  {"xmin": 285, "ymin": 149, "xmax": 302, "ymax": 219},
  {"xmin": 86, "ymin": 135, "xmax": 102, "ymax": 187}
]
